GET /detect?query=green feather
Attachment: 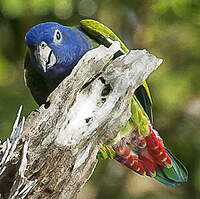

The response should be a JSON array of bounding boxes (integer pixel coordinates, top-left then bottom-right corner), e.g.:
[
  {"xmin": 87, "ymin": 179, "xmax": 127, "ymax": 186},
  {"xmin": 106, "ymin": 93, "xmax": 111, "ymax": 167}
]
[
  {"xmin": 80, "ymin": 19, "xmax": 152, "ymax": 135},
  {"xmin": 81, "ymin": 20, "xmax": 188, "ymax": 186},
  {"xmin": 80, "ymin": 19, "xmax": 152, "ymax": 107},
  {"xmin": 154, "ymin": 148, "xmax": 188, "ymax": 186},
  {"xmin": 80, "ymin": 19, "xmax": 129, "ymax": 52},
  {"xmin": 25, "ymin": 20, "xmax": 188, "ymax": 186},
  {"xmin": 80, "ymin": 19, "xmax": 152, "ymax": 159}
]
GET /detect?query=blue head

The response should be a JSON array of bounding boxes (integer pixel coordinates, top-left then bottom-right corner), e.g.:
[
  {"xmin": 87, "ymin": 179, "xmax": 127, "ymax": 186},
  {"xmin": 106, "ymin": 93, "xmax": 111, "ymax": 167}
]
[{"xmin": 25, "ymin": 22, "xmax": 92, "ymax": 80}]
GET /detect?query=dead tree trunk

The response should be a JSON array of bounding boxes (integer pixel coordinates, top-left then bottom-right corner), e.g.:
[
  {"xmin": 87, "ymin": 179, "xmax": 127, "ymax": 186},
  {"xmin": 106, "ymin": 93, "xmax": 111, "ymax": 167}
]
[{"xmin": 0, "ymin": 42, "xmax": 162, "ymax": 199}]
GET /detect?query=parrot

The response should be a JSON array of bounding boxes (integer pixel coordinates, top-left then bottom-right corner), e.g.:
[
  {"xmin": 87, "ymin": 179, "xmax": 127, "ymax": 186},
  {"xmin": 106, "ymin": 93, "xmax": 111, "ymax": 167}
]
[{"xmin": 24, "ymin": 19, "xmax": 188, "ymax": 186}]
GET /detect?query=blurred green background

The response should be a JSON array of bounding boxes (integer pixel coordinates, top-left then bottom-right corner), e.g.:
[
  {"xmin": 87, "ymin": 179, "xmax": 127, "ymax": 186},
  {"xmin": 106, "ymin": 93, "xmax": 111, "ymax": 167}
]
[{"xmin": 0, "ymin": 0, "xmax": 200, "ymax": 198}]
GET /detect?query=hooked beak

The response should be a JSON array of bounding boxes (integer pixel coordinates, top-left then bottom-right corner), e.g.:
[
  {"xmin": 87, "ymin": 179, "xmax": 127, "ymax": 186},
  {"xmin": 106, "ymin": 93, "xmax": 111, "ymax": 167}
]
[{"xmin": 34, "ymin": 41, "xmax": 57, "ymax": 72}]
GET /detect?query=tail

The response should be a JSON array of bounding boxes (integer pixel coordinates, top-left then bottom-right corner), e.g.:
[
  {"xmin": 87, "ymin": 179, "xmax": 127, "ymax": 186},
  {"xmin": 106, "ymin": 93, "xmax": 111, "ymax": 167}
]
[
  {"xmin": 154, "ymin": 148, "xmax": 188, "ymax": 186},
  {"xmin": 113, "ymin": 125, "xmax": 188, "ymax": 186}
]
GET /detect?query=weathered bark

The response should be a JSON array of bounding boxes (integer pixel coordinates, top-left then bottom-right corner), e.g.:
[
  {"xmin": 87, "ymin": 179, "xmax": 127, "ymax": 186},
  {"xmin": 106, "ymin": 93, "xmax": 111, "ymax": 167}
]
[{"xmin": 0, "ymin": 42, "xmax": 162, "ymax": 199}]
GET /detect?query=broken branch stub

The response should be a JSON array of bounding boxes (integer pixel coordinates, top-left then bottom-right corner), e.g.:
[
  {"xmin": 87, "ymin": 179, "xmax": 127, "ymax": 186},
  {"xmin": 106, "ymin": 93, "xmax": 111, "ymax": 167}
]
[{"xmin": 0, "ymin": 42, "xmax": 162, "ymax": 199}]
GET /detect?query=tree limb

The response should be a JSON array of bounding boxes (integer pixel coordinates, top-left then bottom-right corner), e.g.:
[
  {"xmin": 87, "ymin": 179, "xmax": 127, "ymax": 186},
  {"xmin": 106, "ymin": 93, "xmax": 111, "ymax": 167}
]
[{"xmin": 0, "ymin": 42, "xmax": 162, "ymax": 199}]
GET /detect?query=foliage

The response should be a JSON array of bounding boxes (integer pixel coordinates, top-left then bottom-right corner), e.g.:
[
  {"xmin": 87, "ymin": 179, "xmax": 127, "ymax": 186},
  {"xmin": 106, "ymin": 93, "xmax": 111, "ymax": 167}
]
[{"xmin": 0, "ymin": 0, "xmax": 200, "ymax": 198}]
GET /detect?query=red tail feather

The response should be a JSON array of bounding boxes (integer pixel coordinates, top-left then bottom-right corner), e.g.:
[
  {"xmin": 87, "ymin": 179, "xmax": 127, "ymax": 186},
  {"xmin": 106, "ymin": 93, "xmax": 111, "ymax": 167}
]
[{"xmin": 114, "ymin": 125, "xmax": 172, "ymax": 177}]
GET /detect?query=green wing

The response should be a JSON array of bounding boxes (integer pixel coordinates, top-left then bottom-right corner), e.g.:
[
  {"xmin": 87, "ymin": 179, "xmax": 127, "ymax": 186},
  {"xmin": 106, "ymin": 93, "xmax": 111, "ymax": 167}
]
[
  {"xmin": 24, "ymin": 48, "xmax": 51, "ymax": 106},
  {"xmin": 80, "ymin": 19, "xmax": 153, "ymax": 122},
  {"xmin": 81, "ymin": 20, "xmax": 188, "ymax": 187},
  {"xmin": 80, "ymin": 19, "xmax": 129, "ymax": 52}
]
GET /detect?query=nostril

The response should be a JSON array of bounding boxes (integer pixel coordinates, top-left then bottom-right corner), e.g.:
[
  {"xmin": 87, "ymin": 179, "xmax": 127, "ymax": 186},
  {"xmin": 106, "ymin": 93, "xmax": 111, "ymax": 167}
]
[{"xmin": 40, "ymin": 41, "xmax": 47, "ymax": 49}]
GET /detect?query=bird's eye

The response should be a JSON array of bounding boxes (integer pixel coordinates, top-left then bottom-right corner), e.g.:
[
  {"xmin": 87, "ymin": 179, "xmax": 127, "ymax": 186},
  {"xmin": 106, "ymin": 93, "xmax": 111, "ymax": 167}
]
[{"xmin": 53, "ymin": 29, "xmax": 62, "ymax": 44}]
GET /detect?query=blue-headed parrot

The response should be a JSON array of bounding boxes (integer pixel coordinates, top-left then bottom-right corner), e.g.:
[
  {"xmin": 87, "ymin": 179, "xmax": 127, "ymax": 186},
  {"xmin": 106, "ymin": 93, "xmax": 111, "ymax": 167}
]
[{"xmin": 24, "ymin": 19, "xmax": 188, "ymax": 186}]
